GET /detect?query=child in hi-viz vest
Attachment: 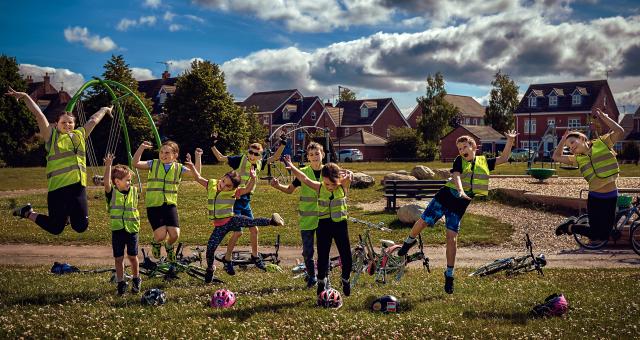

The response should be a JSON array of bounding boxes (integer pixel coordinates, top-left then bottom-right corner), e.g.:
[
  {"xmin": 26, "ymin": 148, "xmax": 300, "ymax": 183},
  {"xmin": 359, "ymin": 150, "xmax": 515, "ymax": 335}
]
[
  {"xmin": 211, "ymin": 136, "xmax": 286, "ymax": 275},
  {"xmin": 103, "ymin": 154, "xmax": 141, "ymax": 296},
  {"xmin": 283, "ymin": 155, "xmax": 354, "ymax": 298},
  {"xmin": 184, "ymin": 154, "xmax": 285, "ymax": 284},
  {"xmin": 132, "ymin": 141, "xmax": 202, "ymax": 263},
  {"xmin": 553, "ymin": 108, "xmax": 626, "ymax": 241},
  {"xmin": 397, "ymin": 130, "xmax": 517, "ymax": 294},
  {"xmin": 271, "ymin": 142, "xmax": 325, "ymax": 288}
]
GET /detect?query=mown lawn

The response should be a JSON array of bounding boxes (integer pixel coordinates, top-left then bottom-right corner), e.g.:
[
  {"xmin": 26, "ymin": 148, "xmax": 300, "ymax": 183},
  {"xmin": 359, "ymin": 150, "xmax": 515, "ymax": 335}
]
[{"xmin": 0, "ymin": 266, "xmax": 637, "ymax": 338}]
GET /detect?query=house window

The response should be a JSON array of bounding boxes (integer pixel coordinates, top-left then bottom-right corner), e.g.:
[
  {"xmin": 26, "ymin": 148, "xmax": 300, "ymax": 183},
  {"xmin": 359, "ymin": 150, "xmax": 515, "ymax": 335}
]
[
  {"xmin": 524, "ymin": 118, "xmax": 536, "ymax": 134},
  {"xmin": 360, "ymin": 107, "xmax": 368, "ymax": 118},
  {"xmin": 159, "ymin": 92, "xmax": 167, "ymax": 105},
  {"xmin": 530, "ymin": 141, "xmax": 539, "ymax": 151},
  {"xmin": 262, "ymin": 115, "xmax": 269, "ymax": 125},
  {"xmin": 479, "ymin": 118, "xmax": 484, "ymax": 125},
  {"xmin": 344, "ymin": 127, "xmax": 350, "ymax": 136},
  {"xmin": 311, "ymin": 111, "xmax": 316, "ymax": 120},
  {"xmin": 572, "ymin": 94, "xmax": 581, "ymax": 105},
  {"xmin": 521, "ymin": 141, "xmax": 529, "ymax": 149},
  {"xmin": 568, "ymin": 118, "xmax": 580, "ymax": 128},
  {"xmin": 465, "ymin": 118, "xmax": 470, "ymax": 124},
  {"xmin": 528, "ymin": 96, "xmax": 537, "ymax": 107},
  {"xmin": 283, "ymin": 108, "xmax": 290, "ymax": 120},
  {"xmin": 386, "ymin": 128, "xmax": 391, "ymax": 138},
  {"xmin": 547, "ymin": 118, "xmax": 555, "ymax": 127},
  {"xmin": 549, "ymin": 95, "xmax": 557, "ymax": 106}
]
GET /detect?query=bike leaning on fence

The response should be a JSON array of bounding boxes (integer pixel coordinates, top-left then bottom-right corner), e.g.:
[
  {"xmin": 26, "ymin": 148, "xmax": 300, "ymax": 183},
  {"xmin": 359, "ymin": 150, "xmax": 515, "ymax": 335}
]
[{"xmin": 469, "ymin": 233, "xmax": 546, "ymax": 277}]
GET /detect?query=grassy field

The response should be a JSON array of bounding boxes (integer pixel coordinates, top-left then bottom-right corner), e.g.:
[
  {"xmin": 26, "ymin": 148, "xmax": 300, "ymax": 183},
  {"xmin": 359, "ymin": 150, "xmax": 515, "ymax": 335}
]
[{"xmin": 0, "ymin": 266, "xmax": 637, "ymax": 338}]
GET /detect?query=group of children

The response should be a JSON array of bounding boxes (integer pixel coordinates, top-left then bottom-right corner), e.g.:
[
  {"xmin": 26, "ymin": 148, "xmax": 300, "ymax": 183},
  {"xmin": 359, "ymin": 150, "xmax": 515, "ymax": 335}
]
[{"xmin": 9, "ymin": 83, "xmax": 625, "ymax": 300}]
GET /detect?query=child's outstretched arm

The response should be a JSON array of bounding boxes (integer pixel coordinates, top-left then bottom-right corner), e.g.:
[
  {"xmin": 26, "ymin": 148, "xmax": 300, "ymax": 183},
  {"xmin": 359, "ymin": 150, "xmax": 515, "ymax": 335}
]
[
  {"xmin": 283, "ymin": 155, "xmax": 321, "ymax": 191},
  {"xmin": 184, "ymin": 153, "xmax": 208, "ymax": 188},
  {"xmin": 84, "ymin": 106, "xmax": 113, "ymax": 136},
  {"xmin": 270, "ymin": 178, "xmax": 296, "ymax": 194},
  {"xmin": 495, "ymin": 130, "xmax": 518, "ymax": 166},
  {"xmin": 132, "ymin": 141, "xmax": 153, "ymax": 170},
  {"xmin": 210, "ymin": 133, "xmax": 228, "ymax": 163},
  {"xmin": 552, "ymin": 130, "xmax": 574, "ymax": 165},
  {"xmin": 339, "ymin": 169, "xmax": 354, "ymax": 196},
  {"xmin": 5, "ymin": 87, "xmax": 50, "ymax": 141},
  {"xmin": 195, "ymin": 148, "xmax": 203, "ymax": 174},
  {"xmin": 103, "ymin": 153, "xmax": 114, "ymax": 193},
  {"xmin": 267, "ymin": 134, "xmax": 288, "ymax": 164},
  {"xmin": 452, "ymin": 171, "xmax": 472, "ymax": 200},
  {"xmin": 237, "ymin": 168, "xmax": 257, "ymax": 196},
  {"xmin": 594, "ymin": 108, "xmax": 625, "ymax": 143}
]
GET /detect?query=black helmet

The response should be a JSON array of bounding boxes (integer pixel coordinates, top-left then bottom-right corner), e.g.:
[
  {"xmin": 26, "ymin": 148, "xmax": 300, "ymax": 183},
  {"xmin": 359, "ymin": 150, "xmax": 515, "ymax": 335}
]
[
  {"xmin": 371, "ymin": 295, "xmax": 399, "ymax": 313},
  {"xmin": 141, "ymin": 288, "xmax": 167, "ymax": 306}
]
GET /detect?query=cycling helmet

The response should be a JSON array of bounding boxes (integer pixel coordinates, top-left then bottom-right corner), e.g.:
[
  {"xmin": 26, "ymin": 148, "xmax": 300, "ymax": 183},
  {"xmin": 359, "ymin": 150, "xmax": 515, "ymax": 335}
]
[
  {"xmin": 141, "ymin": 288, "xmax": 167, "ymax": 306},
  {"xmin": 371, "ymin": 295, "xmax": 399, "ymax": 313},
  {"xmin": 317, "ymin": 288, "xmax": 343, "ymax": 309},
  {"xmin": 211, "ymin": 289, "xmax": 236, "ymax": 308},
  {"xmin": 50, "ymin": 262, "xmax": 80, "ymax": 275},
  {"xmin": 532, "ymin": 293, "xmax": 568, "ymax": 317}
]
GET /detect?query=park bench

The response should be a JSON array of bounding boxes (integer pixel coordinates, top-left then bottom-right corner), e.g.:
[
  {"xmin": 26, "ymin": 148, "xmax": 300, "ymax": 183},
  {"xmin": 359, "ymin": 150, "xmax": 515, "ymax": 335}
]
[{"xmin": 384, "ymin": 179, "xmax": 447, "ymax": 211}]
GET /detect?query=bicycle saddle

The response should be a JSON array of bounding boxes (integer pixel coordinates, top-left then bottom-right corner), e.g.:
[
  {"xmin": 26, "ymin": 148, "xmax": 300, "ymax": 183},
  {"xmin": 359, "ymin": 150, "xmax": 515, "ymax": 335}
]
[{"xmin": 380, "ymin": 239, "xmax": 396, "ymax": 247}]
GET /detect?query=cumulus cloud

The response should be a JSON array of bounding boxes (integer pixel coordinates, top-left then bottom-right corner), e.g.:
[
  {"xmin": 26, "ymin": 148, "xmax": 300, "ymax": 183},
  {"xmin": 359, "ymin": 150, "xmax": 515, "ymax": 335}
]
[
  {"xmin": 165, "ymin": 58, "xmax": 205, "ymax": 75},
  {"xmin": 143, "ymin": 0, "xmax": 161, "ymax": 8},
  {"xmin": 19, "ymin": 64, "xmax": 85, "ymax": 95},
  {"xmin": 64, "ymin": 26, "xmax": 117, "ymax": 52},
  {"xmin": 116, "ymin": 16, "xmax": 157, "ymax": 31},
  {"xmin": 169, "ymin": 24, "xmax": 184, "ymax": 32},
  {"xmin": 131, "ymin": 67, "xmax": 156, "ymax": 81},
  {"xmin": 163, "ymin": 11, "xmax": 176, "ymax": 21}
]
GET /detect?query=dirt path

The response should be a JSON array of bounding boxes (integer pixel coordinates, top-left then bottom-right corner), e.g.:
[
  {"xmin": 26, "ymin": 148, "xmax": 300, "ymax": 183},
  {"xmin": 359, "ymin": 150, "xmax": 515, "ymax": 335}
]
[{"xmin": 0, "ymin": 243, "xmax": 637, "ymax": 269}]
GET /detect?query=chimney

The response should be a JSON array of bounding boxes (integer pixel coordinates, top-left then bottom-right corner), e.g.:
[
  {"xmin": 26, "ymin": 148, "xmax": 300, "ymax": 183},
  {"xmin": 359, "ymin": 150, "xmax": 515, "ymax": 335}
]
[
  {"xmin": 43, "ymin": 73, "xmax": 50, "ymax": 87},
  {"xmin": 26, "ymin": 75, "xmax": 33, "ymax": 84},
  {"xmin": 162, "ymin": 70, "xmax": 170, "ymax": 80},
  {"xmin": 325, "ymin": 101, "xmax": 333, "ymax": 107}
]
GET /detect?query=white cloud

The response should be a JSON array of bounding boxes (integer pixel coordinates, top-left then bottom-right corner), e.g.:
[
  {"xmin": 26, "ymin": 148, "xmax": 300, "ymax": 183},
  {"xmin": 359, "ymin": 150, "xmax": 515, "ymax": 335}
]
[
  {"xmin": 116, "ymin": 16, "xmax": 157, "ymax": 31},
  {"xmin": 64, "ymin": 26, "xmax": 117, "ymax": 52},
  {"xmin": 163, "ymin": 11, "xmax": 176, "ymax": 21},
  {"xmin": 184, "ymin": 14, "xmax": 205, "ymax": 23},
  {"xmin": 143, "ymin": 0, "xmax": 161, "ymax": 8},
  {"xmin": 169, "ymin": 24, "xmax": 184, "ymax": 32},
  {"xmin": 19, "ymin": 64, "xmax": 85, "ymax": 95},
  {"xmin": 473, "ymin": 92, "xmax": 491, "ymax": 106},
  {"xmin": 131, "ymin": 67, "xmax": 156, "ymax": 81},
  {"xmin": 166, "ymin": 58, "xmax": 205, "ymax": 75}
]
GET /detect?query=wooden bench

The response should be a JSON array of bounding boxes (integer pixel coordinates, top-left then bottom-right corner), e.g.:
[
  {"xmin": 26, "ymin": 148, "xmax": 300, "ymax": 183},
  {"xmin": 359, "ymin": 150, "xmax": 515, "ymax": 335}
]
[{"xmin": 384, "ymin": 180, "xmax": 447, "ymax": 211}]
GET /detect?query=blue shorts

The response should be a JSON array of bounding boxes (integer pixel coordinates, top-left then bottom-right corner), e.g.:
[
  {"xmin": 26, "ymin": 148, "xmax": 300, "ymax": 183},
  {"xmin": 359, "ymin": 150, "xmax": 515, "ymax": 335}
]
[
  {"xmin": 420, "ymin": 197, "xmax": 463, "ymax": 233},
  {"xmin": 233, "ymin": 197, "xmax": 254, "ymax": 219}
]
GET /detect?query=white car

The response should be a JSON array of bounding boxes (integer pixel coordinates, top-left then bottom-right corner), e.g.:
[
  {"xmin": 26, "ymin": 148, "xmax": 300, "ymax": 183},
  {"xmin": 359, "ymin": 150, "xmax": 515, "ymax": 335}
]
[{"xmin": 338, "ymin": 149, "xmax": 363, "ymax": 162}]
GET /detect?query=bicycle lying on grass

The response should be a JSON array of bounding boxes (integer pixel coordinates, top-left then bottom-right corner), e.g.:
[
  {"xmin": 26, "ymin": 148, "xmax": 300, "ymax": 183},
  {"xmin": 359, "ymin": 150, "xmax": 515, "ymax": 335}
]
[
  {"xmin": 214, "ymin": 235, "xmax": 281, "ymax": 270},
  {"xmin": 350, "ymin": 218, "xmax": 430, "ymax": 287},
  {"xmin": 291, "ymin": 256, "xmax": 342, "ymax": 281},
  {"xmin": 469, "ymin": 233, "xmax": 546, "ymax": 277},
  {"xmin": 140, "ymin": 243, "xmax": 223, "ymax": 283}
]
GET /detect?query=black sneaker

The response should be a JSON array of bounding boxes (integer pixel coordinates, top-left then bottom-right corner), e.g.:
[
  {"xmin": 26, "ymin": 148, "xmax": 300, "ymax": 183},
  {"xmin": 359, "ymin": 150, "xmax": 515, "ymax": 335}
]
[
  {"xmin": 555, "ymin": 217, "xmax": 576, "ymax": 236},
  {"xmin": 306, "ymin": 276, "xmax": 317, "ymax": 289},
  {"xmin": 131, "ymin": 277, "xmax": 141, "ymax": 294},
  {"xmin": 444, "ymin": 273, "xmax": 454, "ymax": 294},
  {"xmin": 252, "ymin": 255, "xmax": 266, "ymax": 271},
  {"xmin": 117, "ymin": 281, "xmax": 128, "ymax": 296},
  {"xmin": 316, "ymin": 278, "xmax": 326, "ymax": 296},
  {"xmin": 12, "ymin": 203, "xmax": 33, "ymax": 219},
  {"xmin": 397, "ymin": 238, "xmax": 417, "ymax": 256},
  {"xmin": 224, "ymin": 260, "xmax": 236, "ymax": 276},
  {"xmin": 204, "ymin": 268, "xmax": 214, "ymax": 283},
  {"xmin": 341, "ymin": 278, "xmax": 351, "ymax": 297}
]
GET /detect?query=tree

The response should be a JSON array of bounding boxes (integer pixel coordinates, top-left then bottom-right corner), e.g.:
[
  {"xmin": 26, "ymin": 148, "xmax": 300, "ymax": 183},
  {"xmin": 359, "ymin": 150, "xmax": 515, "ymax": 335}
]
[
  {"xmin": 416, "ymin": 72, "xmax": 459, "ymax": 161},
  {"xmin": 386, "ymin": 127, "xmax": 421, "ymax": 160},
  {"xmin": 0, "ymin": 55, "xmax": 40, "ymax": 166},
  {"xmin": 485, "ymin": 70, "xmax": 519, "ymax": 133},
  {"xmin": 244, "ymin": 105, "xmax": 268, "ymax": 145},
  {"xmin": 164, "ymin": 59, "xmax": 249, "ymax": 163},
  {"xmin": 621, "ymin": 141, "xmax": 640, "ymax": 164},
  {"xmin": 338, "ymin": 87, "xmax": 356, "ymax": 102}
]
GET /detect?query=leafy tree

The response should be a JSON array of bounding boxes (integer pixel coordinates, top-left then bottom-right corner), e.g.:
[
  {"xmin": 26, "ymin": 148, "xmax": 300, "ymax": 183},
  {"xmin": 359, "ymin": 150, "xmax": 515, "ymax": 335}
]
[
  {"xmin": 338, "ymin": 87, "xmax": 356, "ymax": 102},
  {"xmin": 244, "ymin": 105, "xmax": 268, "ymax": 145},
  {"xmin": 0, "ymin": 55, "xmax": 40, "ymax": 166},
  {"xmin": 386, "ymin": 127, "xmax": 421, "ymax": 160},
  {"xmin": 164, "ymin": 59, "xmax": 248, "ymax": 163},
  {"xmin": 416, "ymin": 72, "xmax": 459, "ymax": 161},
  {"xmin": 621, "ymin": 141, "xmax": 640, "ymax": 164},
  {"xmin": 485, "ymin": 70, "xmax": 519, "ymax": 133}
]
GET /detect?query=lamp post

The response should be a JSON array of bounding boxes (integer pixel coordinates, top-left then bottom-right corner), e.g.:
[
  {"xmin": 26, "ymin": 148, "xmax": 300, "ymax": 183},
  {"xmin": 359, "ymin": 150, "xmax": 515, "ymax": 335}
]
[
  {"xmin": 528, "ymin": 111, "xmax": 532, "ymax": 169},
  {"xmin": 337, "ymin": 85, "xmax": 344, "ymax": 162}
]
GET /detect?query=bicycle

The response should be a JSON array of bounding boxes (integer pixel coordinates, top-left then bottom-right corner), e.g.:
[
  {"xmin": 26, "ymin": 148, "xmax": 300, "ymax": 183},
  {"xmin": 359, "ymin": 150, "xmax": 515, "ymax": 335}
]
[
  {"xmin": 469, "ymin": 233, "xmax": 546, "ymax": 277},
  {"xmin": 349, "ymin": 218, "xmax": 430, "ymax": 287},
  {"xmin": 572, "ymin": 194, "xmax": 640, "ymax": 254},
  {"xmin": 140, "ymin": 243, "xmax": 223, "ymax": 283},
  {"xmin": 214, "ymin": 234, "xmax": 281, "ymax": 270},
  {"xmin": 291, "ymin": 255, "xmax": 342, "ymax": 281}
]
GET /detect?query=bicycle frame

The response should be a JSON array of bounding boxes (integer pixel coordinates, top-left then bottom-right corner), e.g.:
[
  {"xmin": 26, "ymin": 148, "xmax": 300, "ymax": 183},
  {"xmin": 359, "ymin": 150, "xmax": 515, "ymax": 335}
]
[
  {"xmin": 469, "ymin": 233, "xmax": 545, "ymax": 277},
  {"xmin": 573, "ymin": 196, "xmax": 640, "ymax": 249}
]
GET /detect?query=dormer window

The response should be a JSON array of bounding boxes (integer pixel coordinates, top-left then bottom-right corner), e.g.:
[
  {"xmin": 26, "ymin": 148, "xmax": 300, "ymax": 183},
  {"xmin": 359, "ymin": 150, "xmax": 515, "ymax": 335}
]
[
  {"xmin": 311, "ymin": 111, "xmax": 316, "ymax": 120},
  {"xmin": 572, "ymin": 94, "xmax": 581, "ymax": 106},
  {"xmin": 549, "ymin": 94, "xmax": 557, "ymax": 106},
  {"xmin": 360, "ymin": 106, "xmax": 368, "ymax": 118},
  {"xmin": 159, "ymin": 92, "xmax": 167, "ymax": 105},
  {"xmin": 528, "ymin": 96, "xmax": 537, "ymax": 107},
  {"xmin": 283, "ymin": 108, "xmax": 290, "ymax": 120}
]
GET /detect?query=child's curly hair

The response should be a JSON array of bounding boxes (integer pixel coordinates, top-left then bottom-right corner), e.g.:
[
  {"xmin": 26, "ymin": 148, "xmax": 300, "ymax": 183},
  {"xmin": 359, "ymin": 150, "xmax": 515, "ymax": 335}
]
[{"xmin": 456, "ymin": 135, "xmax": 477, "ymax": 148}]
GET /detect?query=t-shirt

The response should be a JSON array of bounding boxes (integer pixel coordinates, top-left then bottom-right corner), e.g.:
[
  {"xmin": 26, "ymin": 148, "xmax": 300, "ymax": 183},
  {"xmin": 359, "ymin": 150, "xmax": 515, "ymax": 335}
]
[
  {"xmin": 228, "ymin": 155, "xmax": 268, "ymax": 201},
  {"xmin": 433, "ymin": 155, "xmax": 497, "ymax": 215},
  {"xmin": 565, "ymin": 132, "xmax": 618, "ymax": 191},
  {"xmin": 147, "ymin": 160, "xmax": 188, "ymax": 173},
  {"xmin": 105, "ymin": 188, "xmax": 131, "ymax": 205},
  {"xmin": 292, "ymin": 169, "xmax": 322, "ymax": 187}
]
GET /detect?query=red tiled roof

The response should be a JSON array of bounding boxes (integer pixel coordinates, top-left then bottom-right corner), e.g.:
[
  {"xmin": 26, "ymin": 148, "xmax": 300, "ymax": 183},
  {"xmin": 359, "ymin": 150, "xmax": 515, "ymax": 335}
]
[
  {"xmin": 240, "ymin": 89, "xmax": 300, "ymax": 113},
  {"xmin": 337, "ymin": 130, "xmax": 387, "ymax": 146}
]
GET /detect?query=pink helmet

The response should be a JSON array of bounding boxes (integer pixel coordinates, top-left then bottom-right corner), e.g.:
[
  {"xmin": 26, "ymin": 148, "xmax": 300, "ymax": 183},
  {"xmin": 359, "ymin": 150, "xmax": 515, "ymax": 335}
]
[
  {"xmin": 210, "ymin": 289, "xmax": 236, "ymax": 308},
  {"xmin": 317, "ymin": 288, "xmax": 343, "ymax": 309},
  {"xmin": 532, "ymin": 293, "xmax": 568, "ymax": 317}
]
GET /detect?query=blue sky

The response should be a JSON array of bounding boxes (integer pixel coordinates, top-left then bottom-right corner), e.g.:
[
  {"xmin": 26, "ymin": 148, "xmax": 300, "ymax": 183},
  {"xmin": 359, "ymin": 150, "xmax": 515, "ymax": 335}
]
[{"xmin": 2, "ymin": 0, "xmax": 639, "ymax": 115}]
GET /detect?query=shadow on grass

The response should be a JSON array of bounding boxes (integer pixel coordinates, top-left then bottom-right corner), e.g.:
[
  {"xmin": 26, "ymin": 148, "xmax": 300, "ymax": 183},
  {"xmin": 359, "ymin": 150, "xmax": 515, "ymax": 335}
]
[
  {"xmin": 1, "ymin": 289, "xmax": 105, "ymax": 306},
  {"xmin": 234, "ymin": 284, "xmax": 308, "ymax": 296},
  {"xmin": 209, "ymin": 298, "xmax": 308, "ymax": 321},
  {"xmin": 462, "ymin": 310, "xmax": 531, "ymax": 325},
  {"xmin": 348, "ymin": 293, "xmax": 445, "ymax": 313}
]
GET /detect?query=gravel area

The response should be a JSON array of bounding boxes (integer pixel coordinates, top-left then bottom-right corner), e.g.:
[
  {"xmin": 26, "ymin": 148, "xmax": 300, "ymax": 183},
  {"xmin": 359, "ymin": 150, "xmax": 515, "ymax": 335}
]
[{"xmin": 489, "ymin": 177, "xmax": 640, "ymax": 198}]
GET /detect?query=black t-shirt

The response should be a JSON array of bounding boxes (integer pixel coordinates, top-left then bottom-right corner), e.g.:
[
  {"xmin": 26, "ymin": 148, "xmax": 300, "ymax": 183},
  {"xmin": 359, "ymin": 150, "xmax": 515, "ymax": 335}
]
[
  {"xmin": 292, "ymin": 169, "xmax": 322, "ymax": 187},
  {"xmin": 105, "ymin": 188, "xmax": 131, "ymax": 204},
  {"xmin": 433, "ymin": 156, "xmax": 496, "ymax": 215}
]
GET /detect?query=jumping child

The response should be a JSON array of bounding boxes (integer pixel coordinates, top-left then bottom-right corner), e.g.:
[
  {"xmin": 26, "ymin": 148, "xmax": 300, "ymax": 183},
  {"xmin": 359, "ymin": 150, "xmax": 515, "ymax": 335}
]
[
  {"xmin": 553, "ymin": 108, "xmax": 625, "ymax": 241},
  {"xmin": 271, "ymin": 142, "xmax": 325, "ymax": 288},
  {"xmin": 103, "ymin": 154, "xmax": 141, "ymax": 295},
  {"xmin": 397, "ymin": 130, "xmax": 517, "ymax": 294},
  {"xmin": 283, "ymin": 155, "xmax": 353, "ymax": 297},
  {"xmin": 183, "ymin": 155, "xmax": 285, "ymax": 283}
]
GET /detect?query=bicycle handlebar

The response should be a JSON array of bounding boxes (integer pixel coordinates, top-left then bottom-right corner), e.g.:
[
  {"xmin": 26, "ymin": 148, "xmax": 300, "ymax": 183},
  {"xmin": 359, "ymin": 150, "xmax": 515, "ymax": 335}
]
[
  {"xmin": 525, "ymin": 233, "xmax": 544, "ymax": 276},
  {"xmin": 349, "ymin": 217, "xmax": 390, "ymax": 231}
]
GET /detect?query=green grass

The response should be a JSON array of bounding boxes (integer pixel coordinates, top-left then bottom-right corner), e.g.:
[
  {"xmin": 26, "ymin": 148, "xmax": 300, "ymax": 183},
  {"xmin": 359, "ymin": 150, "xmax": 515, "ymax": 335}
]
[{"xmin": 0, "ymin": 266, "xmax": 638, "ymax": 338}]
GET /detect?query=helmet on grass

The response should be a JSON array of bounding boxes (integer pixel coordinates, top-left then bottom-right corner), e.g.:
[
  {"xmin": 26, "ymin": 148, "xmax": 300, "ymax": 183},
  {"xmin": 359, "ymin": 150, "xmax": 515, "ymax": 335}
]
[
  {"xmin": 141, "ymin": 288, "xmax": 167, "ymax": 306},
  {"xmin": 532, "ymin": 293, "xmax": 568, "ymax": 317},
  {"xmin": 211, "ymin": 289, "xmax": 236, "ymax": 308},
  {"xmin": 317, "ymin": 288, "xmax": 342, "ymax": 309},
  {"xmin": 371, "ymin": 295, "xmax": 399, "ymax": 313},
  {"xmin": 265, "ymin": 263, "xmax": 283, "ymax": 273}
]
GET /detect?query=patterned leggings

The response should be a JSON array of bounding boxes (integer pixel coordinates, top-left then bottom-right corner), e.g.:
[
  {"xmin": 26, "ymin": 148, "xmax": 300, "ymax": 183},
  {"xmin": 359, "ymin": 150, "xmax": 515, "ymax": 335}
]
[{"xmin": 206, "ymin": 215, "xmax": 272, "ymax": 269}]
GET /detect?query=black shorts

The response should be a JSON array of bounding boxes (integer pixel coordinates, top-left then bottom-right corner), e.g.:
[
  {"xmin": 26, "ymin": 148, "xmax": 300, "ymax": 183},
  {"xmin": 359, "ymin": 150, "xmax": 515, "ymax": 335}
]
[
  {"xmin": 147, "ymin": 204, "xmax": 180, "ymax": 230},
  {"xmin": 112, "ymin": 229, "xmax": 139, "ymax": 257}
]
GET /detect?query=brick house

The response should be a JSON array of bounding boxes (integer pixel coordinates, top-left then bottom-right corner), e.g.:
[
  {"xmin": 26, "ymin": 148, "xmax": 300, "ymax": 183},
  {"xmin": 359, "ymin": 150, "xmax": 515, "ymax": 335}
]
[
  {"xmin": 332, "ymin": 98, "xmax": 410, "ymax": 138},
  {"xmin": 514, "ymin": 80, "xmax": 620, "ymax": 158},
  {"xmin": 336, "ymin": 130, "xmax": 388, "ymax": 161},
  {"xmin": 620, "ymin": 107, "xmax": 640, "ymax": 150},
  {"xmin": 25, "ymin": 73, "xmax": 72, "ymax": 122},
  {"xmin": 407, "ymin": 94, "xmax": 486, "ymax": 128},
  {"xmin": 137, "ymin": 71, "xmax": 177, "ymax": 116},
  {"xmin": 440, "ymin": 125, "xmax": 505, "ymax": 162}
]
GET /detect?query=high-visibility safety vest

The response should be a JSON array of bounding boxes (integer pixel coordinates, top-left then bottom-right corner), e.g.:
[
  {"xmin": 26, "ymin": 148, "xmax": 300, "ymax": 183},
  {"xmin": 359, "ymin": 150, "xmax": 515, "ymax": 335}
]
[
  {"xmin": 107, "ymin": 186, "xmax": 140, "ymax": 233},
  {"xmin": 207, "ymin": 179, "xmax": 236, "ymax": 220},
  {"xmin": 576, "ymin": 138, "xmax": 619, "ymax": 183},
  {"xmin": 146, "ymin": 160, "xmax": 183, "ymax": 207},
  {"xmin": 298, "ymin": 166, "xmax": 321, "ymax": 230},
  {"xmin": 45, "ymin": 127, "xmax": 87, "ymax": 192},
  {"xmin": 318, "ymin": 183, "xmax": 347, "ymax": 222},
  {"xmin": 445, "ymin": 155, "xmax": 490, "ymax": 196},
  {"xmin": 237, "ymin": 154, "xmax": 261, "ymax": 193}
]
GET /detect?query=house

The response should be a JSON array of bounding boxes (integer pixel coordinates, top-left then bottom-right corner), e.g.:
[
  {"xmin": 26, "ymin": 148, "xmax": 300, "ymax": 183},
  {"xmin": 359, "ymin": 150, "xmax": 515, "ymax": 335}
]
[
  {"xmin": 513, "ymin": 80, "xmax": 620, "ymax": 157},
  {"xmin": 407, "ymin": 94, "xmax": 486, "ymax": 129},
  {"xmin": 620, "ymin": 107, "xmax": 640, "ymax": 150},
  {"xmin": 440, "ymin": 125, "xmax": 506, "ymax": 162},
  {"xmin": 336, "ymin": 130, "xmax": 388, "ymax": 161},
  {"xmin": 25, "ymin": 73, "xmax": 72, "ymax": 122},
  {"xmin": 137, "ymin": 71, "xmax": 177, "ymax": 116},
  {"xmin": 332, "ymin": 98, "xmax": 410, "ymax": 139}
]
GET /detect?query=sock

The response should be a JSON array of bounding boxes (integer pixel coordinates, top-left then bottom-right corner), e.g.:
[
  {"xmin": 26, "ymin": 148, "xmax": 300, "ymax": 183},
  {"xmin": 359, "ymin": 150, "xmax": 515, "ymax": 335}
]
[
  {"xmin": 445, "ymin": 265, "xmax": 454, "ymax": 278},
  {"xmin": 404, "ymin": 235, "xmax": 416, "ymax": 244}
]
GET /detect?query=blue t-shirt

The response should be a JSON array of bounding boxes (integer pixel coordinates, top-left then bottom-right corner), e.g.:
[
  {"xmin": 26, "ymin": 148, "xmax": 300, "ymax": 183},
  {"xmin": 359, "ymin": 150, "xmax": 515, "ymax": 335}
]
[{"xmin": 147, "ymin": 160, "xmax": 188, "ymax": 173}]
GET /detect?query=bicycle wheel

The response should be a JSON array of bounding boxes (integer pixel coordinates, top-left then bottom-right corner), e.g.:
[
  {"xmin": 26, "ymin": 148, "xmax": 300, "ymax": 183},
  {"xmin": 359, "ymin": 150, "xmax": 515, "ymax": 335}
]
[
  {"xmin": 631, "ymin": 221, "xmax": 640, "ymax": 256},
  {"xmin": 573, "ymin": 214, "xmax": 608, "ymax": 249},
  {"xmin": 350, "ymin": 249, "xmax": 367, "ymax": 288},
  {"xmin": 384, "ymin": 248, "xmax": 407, "ymax": 282},
  {"xmin": 468, "ymin": 258, "xmax": 513, "ymax": 277},
  {"xmin": 506, "ymin": 256, "xmax": 534, "ymax": 276}
]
